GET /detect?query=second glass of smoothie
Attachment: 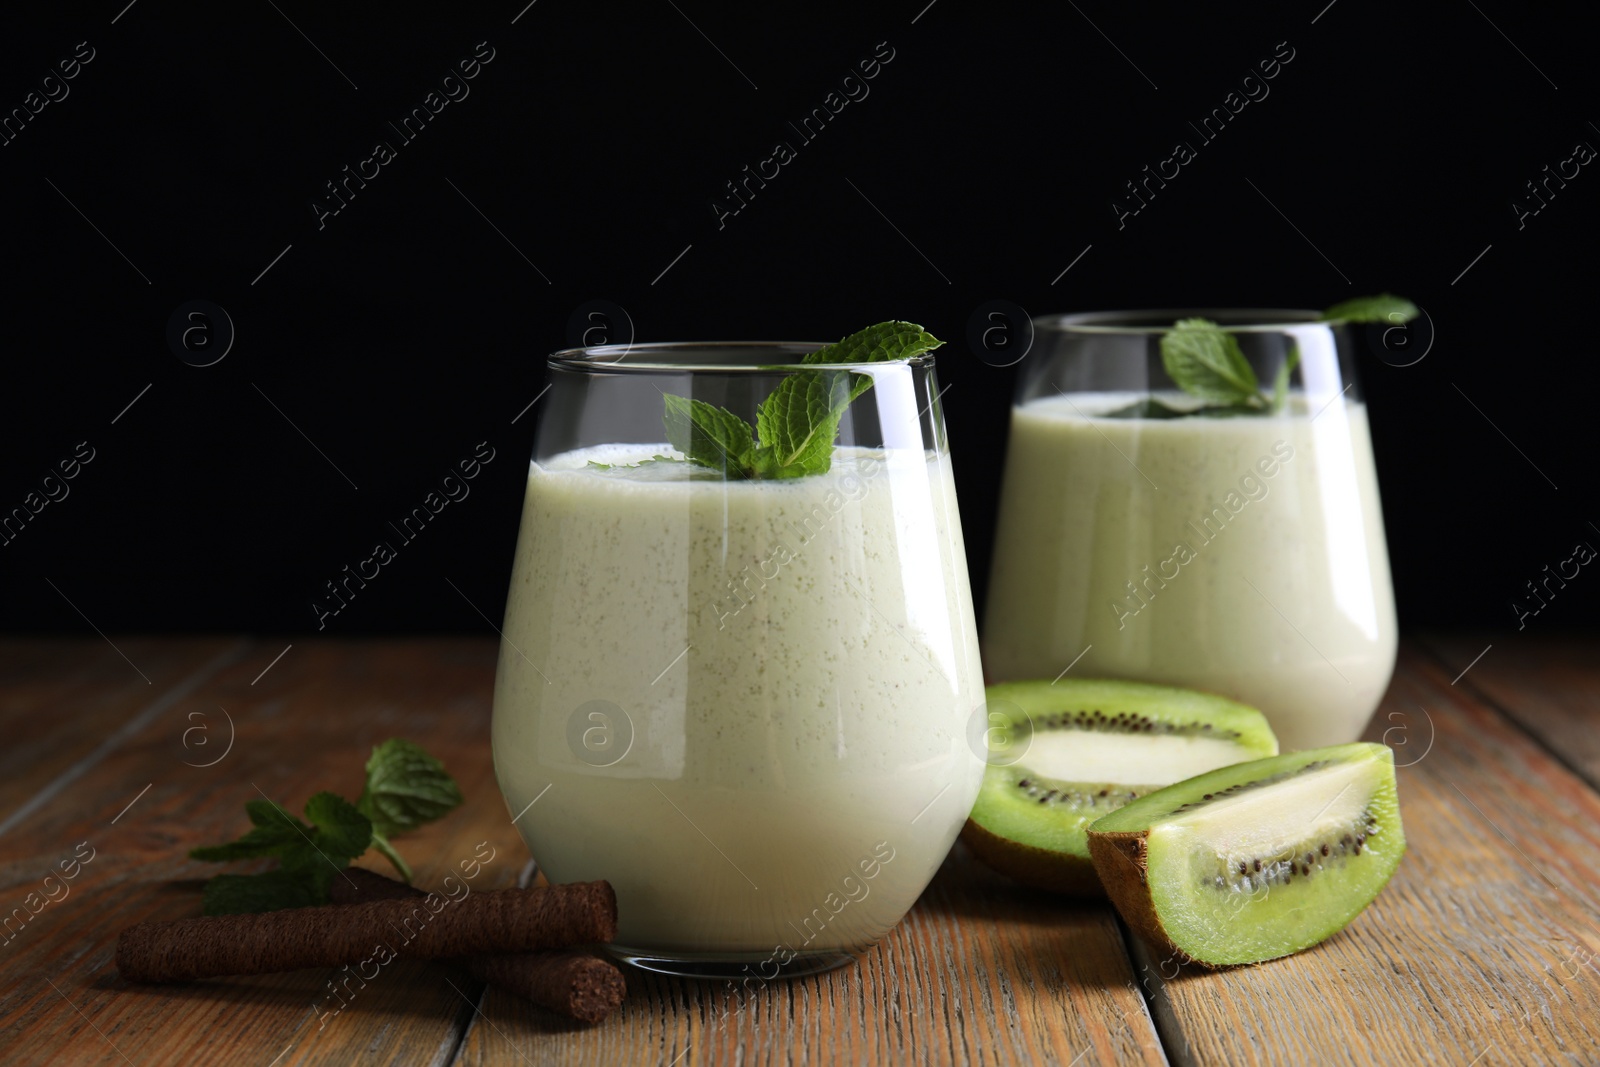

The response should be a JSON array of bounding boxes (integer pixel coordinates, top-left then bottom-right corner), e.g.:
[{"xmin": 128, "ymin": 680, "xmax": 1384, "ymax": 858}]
[
  {"xmin": 492, "ymin": 342, "xmax": 984, "ymax": 977},
  {"xmin": 983, "ymin": 310, "xmax": 1397, "ymax": 750}
]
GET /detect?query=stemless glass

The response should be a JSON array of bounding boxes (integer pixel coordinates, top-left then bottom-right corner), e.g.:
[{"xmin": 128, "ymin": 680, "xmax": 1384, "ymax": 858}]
[
  {"xmin": 491, "ymin": 342, "xmax": 984, "ymax": 978},
  {"xmin": 982, "ymin": 311, "xmax": 1398, "ymax": 750}
]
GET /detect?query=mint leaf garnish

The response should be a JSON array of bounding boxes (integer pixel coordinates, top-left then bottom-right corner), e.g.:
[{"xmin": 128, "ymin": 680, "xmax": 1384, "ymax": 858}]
[
  {"xmin": 649, "ymin": 321, "xmax": 942, "ymax": 480},
  {"xmin": 1321, "ymin": 293, "xmax": 1419, "ymax": 324},
  {"xmin": 586, "ymin": 456, "xmax": 680, "ymax": 472},
  {"xmin": 1271, "ymin": 344, "xmax": 1302, "ymax": 414},
  {"xmin": 748, "ymin": 321, "xmax": 943, "ymax": 478},
  {"xmin": 752, "ymin": 369, "xmax": 865, "ymax": 477},
  {"xmin": 1103, "ymin": 397, "xmax": 1194, "ymax": 419},
  {"xmin": 1160, "ymin": 319, "xmax": 1263, "ymax": 407},
  {"xmin": 1199, "ymin": 402, "xmax": 1277, "ymax": 418},
  {"xmin": 801, "ymin": 321, "xmax": 943, "ymax": 366},
  {"xmin": 664, "ymin": 395, "xmax": 757, "ymax": 477},
  {"xmin": 190, "ymin": 739, "xmax": 461, "ymax": 912},
  {"xmin": 1144, "ymin": 295, "xmax": 1414, "ymax": 418}
]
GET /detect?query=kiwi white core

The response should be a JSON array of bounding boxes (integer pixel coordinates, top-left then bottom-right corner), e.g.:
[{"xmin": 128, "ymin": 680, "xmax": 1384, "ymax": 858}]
[
  {"xmin": 1019, "ymin": 730, "xmax": 1259, "ymax": 786},
  {"xmin": 1158, "ymin": 759, "xmax": 1372, "ymax": 859}
]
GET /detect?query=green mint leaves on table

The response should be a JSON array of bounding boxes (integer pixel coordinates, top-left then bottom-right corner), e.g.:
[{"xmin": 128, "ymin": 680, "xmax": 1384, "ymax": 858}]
[
  {"xmin": 189, "ymin": 739, "xmax": 462, "ymax": 915},
  {"xmin": 603, "ymin": 321, "xmax": 943, "ymax": 480},
  {"xmin": 355, "ymin": 739, "xmax": 466, "ymax": 884},
  {"xmin": 1132, "ymin": 294, "xmax": 1417, "ymax": 419},
  {"xmin": 189, "ymin": 793, "xmax": 372, "ymax": 915}
]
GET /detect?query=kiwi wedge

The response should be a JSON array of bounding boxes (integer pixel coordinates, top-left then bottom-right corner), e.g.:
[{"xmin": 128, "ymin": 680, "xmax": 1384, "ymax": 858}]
[
  {"xmin": 962, "ymin": 679, "xmax": 1278, "ymax": 894},
  {"xmin": 1088, "ymin": 742, "xmax": 1406, "ymax": 966}
]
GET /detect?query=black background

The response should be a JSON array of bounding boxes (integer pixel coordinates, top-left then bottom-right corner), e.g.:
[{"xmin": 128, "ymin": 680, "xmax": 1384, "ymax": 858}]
[{"xmin": 2, "ymin": 0, "xmax": 1596, "ymax": 638}]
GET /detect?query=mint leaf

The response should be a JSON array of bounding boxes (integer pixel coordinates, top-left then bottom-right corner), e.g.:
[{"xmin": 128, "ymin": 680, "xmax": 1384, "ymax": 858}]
[
  {"xmin": 663, "ymin": 395, "xmax": 756, "ymax": 477},
  {"xmin": 188, "ymin": 798, "xmax": 315, "ymax": 863},
  {"xmin": 1103, "ymin": 397, "xmax": 1194, "ymax": 419},
  {"xmin": 588, "ymin": 455, "xmax": 688, "ymax": 472},
  {"xmin": 1198, "ymin": 402, "xmax": 1276, "ymax": 418},
  {"xmin": 357, "ymin": 740, "xmax": 464, "ymax": 837},
  {"xmin": 191, "ymin": 739, "xmax": 459, "ymax": 910},
  {"xmin": 303, "ymin": 791, "xmax": 377, "ymax": 862},
  {"xmin": 1137, "ymin": 298, "xmax": 1413, "ymax": 419},
  {"xmin": 1160, "ymin": 319, "xmax": 1262, "ymax": 406},
  {"xmin": 356, "ymin": 739, "xmax": 464, "ymax": 883},
  {"xmin": 637, "ymin": 322, "xmax": 943, "ymax": 481},
  {"xmin": 191, "ymin": 792, "xmax": 371, "ymax": 914},
  {"xmin": 1321, "ymin": 293, "xmax": 1418, "ymax": 324},
  {"xmin": 802, "ymin": 321, "xmax": 944, "ymax": 366},
  {"xmin": 1272, "ymin": 345, "xmax": 1301, "ymax": 413},
  {"xmin": 201, "ymin": 870, "xmax": 323, "ymax": 915},
  {"xmin": 751, "ymin": 369, "xmax": 865, "ymax": 478},
  {"xmin": 749, "ymin": 321, "xmax": 944, "ymax": 478}
]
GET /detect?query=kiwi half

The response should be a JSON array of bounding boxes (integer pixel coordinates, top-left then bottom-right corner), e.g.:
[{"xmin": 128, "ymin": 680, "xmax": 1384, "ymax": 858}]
[
  {"xmin": 962, "ymin": 679, "xmax": 1278, "ymax": 894},
  {"xmin": 1088, "ymin": 742, "xmax": 1406, "ymax": 966}
]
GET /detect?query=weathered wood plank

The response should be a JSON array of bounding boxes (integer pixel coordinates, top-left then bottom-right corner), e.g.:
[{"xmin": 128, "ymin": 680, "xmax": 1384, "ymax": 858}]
[
  {"xmin": 11, "ymin": 637, "xmax": 1596, "ymax": 1067},
  {"xmin": 1136, "ymin": 646, "xmax": 1600, "ymax": 1067},
  {"xmin": 0, "ymin": 638, "xmax": 243, "ymax": 837},
  {"xmin": 0, "ymin": 639, "xmax": 527, "ymax": 1067},
  {"xmin": 1421, "ymin": 634, "xmax": 1600, "ymax": 791},
  {"xmin": 455, "ymin": 840, "xmax": 1166, "ymax": 1065}
]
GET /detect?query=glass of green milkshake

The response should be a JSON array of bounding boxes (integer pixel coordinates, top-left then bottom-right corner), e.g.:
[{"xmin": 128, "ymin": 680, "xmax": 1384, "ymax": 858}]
[
  {"xmin": 983, "ymin": 310, "xmax": 1397, "ymax": 750},
  {"xmin": 492, "ymin": 335, "xmax": 984, "ymax": 978}
]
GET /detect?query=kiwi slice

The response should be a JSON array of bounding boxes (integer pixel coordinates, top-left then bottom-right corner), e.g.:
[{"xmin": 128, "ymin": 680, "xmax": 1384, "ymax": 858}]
[
  {"xmin": 962, "ymin": 679, "xmax": 1278, "ymax": 894},
  {"xmin": 1088, "ymin": 742, "xmax": 1406, "ymax": 966}
]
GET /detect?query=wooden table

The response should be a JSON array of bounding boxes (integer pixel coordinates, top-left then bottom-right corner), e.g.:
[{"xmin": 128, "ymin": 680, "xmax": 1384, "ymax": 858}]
[{"xmin": 1, "ymin": 637, "xmax": 1596, "ymax": 1066}]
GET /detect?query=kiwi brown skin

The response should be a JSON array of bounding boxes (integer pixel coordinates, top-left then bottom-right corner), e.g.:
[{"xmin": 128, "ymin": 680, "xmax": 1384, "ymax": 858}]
[
  {"xmin": 1086, "ymin": 830, "xmax": 1205, "ymax": 966},
  {"xmin": 964, "ymin": 679, "xmax": 1279, "ymax": 898},
  {"xmin": 1087, "ymin": 744, "xmax": 1405, "ymax": 967},
  {"xmin": 961, "ymin": 818, "xmax": 1106, "ymax": 896}
]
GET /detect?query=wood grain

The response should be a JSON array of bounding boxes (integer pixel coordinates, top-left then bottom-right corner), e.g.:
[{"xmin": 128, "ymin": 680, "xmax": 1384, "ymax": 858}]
[
  {"xmin": 0, "ymin": 639, "xmax": 526, "ymax": 1067},
  {"xmin": 0, "ymin": 637, "xmax": 243, "ymax": 837},
  {"xmin": 4, "ymin": 638, "xmax": 1599, "ymax": 1066},
  {"xmin": 1421, "ymin": 634, "xmax": 1600, "ymax": 790},
  {"xmin": 456, "ymin": 841, "xmax": 1166, "ymax": 1067},
  {"xmin": 1134, "ymin": 646, "xmax": 1600, "ymax": 1067}
]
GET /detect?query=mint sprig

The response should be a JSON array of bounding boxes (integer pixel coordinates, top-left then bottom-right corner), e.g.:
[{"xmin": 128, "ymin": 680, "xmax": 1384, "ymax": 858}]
[
  {"xmin": 190, "ymin": 792, "xmax": 373, "ymax": 915},
  {"xmin": 189, "ymin": 738, "xmax": 462, "ymax": 914},
  {"xmin": 1135, "ymin": 295, "xmax": 1415, "ymax": 418},
  {"xmin": 604, "ymin": 321, "xmax": 943, "ymax": 479}
]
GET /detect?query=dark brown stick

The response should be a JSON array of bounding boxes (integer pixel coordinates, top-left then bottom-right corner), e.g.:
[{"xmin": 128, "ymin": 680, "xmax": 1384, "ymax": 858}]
[
  {"xmin": 117, "ymin": 881, "xmax": 616, "ymax": 984},
  {"xmin": 330, "ymin": 867, "xmax": 625, "ymax": 1024}
]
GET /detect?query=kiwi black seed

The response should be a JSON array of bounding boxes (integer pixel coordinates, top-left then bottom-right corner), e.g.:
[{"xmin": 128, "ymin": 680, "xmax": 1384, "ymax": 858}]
[
  {"xmin": 1087, "ymin": 743, "xmax": 1407, "ymax": 967},
  {"xmin": 1201, "ymin": 809, "xmax": 1383, "ymax": 894}
]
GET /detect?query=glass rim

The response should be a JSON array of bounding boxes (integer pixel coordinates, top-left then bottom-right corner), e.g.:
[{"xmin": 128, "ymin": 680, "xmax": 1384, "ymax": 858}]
[
  {"xmin": 1034, "ymin": 308, "xmax": 1332, "ymax": 335},
  {"xmin": 548, "ymin": 340, "xmax": 938, "ymax": 373}
]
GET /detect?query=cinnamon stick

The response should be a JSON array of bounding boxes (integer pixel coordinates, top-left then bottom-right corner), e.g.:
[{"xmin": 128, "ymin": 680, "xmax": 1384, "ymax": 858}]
[
  {"xmin": 330, "ymin": 867, "xmax": 625, "ymax": 1024},
  {"xmin": 117, "ymin": 880, "xmax": 615, "ymax": 984}
]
